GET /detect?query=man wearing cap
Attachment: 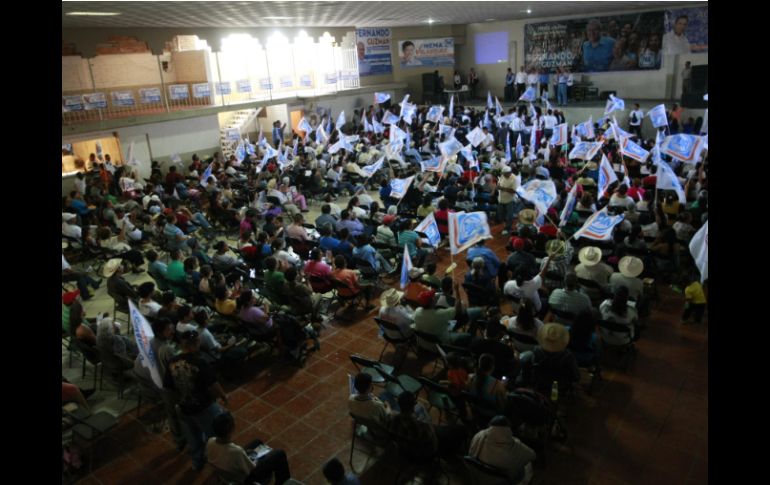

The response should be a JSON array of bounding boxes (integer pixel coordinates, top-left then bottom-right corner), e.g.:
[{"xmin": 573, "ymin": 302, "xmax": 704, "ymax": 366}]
[
  {"xmin": 165, "ymin": 329, "xmax": 228, "ymax": 471},
  {"xmin": 517, "ymin": 323, "xmax": 580, "ymax": 394},
  {"xmin": 404, "ymin": 267, "xmax": 431, "ymax": 304},
  {"xmin": 610, "ymin": 256, "xmax": 644, "ymax": 301},
  {"xmin": 575, "ymin": 246, "xmax": 614, "ymax": 298},
  {"xmin": 413, "ymin": 282, "xmax": 472, "ymax": 349},
  {"xmin": 497, "ymin": 166, "xmax": 520, "ymax": 236},
  {"xmin": 467, "ymin": 240, "xmax": 502, "ymax": 282}
]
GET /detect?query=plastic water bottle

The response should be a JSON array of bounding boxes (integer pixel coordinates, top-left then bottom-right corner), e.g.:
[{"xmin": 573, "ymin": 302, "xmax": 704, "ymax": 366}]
[{"xmin": 551, "ymin": 381, "xmax": 559, "ymax": 402}]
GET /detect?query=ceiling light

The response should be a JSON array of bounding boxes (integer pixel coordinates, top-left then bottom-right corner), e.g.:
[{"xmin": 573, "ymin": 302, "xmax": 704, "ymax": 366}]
[
  {"xmin": 527, "ymin": 9, "xmax": 532, "ymax": 14},
  {"xmin": 486, "ymin": 18, "xmax": 496, "ymax": 22},
  {"xmin": 424, "ymin": 19, "xmax": 436, "ymax": 24},
  {"xmin": 263, "ymin": 16, "xmax": 294, "ymax": 20},
  {"xmin": 65, "ymin": 12, "xmax": 122, "ymax": 16}
]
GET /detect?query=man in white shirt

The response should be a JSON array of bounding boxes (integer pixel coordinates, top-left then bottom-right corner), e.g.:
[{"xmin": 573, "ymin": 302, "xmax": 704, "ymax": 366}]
[
  {"xmin": 73, "ymin": 172, "xmax": 87, "ymax": 195},
  {"xmin": 480, "ymin": 127, "xmax": 495, "ymax": 153},
  {"xmin": 663, "ymin": 15, "xmax": 691, "ymax": 55},
  {"xmin": 526, "ymin": 69, "xmax": 539, "ymax": 92},
  {"xmin": 510, "ymin": 115, "xmax": 525, "ymax": 145},
  {"xmin": 515, "ymin": 66, "xmax": 527, "ymax": 100},
  {"xmin": 497, "ymin": 166, "xmax": 520, "ymax": 236},
  {"xmin": 629, "ymin": 103, "xmax": 644, "ymax": 138},
  {"xmin": 62, "ymin": 213, "xmax": 82, "ymax": 240},
  {"xmin": 541, "ymin": 110, "xmax": 558, "ymax": 140}
]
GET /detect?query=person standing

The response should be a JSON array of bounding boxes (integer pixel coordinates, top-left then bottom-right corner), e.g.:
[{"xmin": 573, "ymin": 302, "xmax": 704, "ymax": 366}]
[
  {"xmin": 629, "ymin": 103, "xmax": 644, "ymax": 138},
  {"xmin": 497, "ymin": 166, "xmax": 519, "ymax": 236},
  {"xmin": 526, "ymin": 68, "xmax": 539, "ymax": 95},
  {"xmin": 468, "ymin": 67, "xmax": 479, "ymax": 99},
  {"xmin": 504, "ymin": 68, "xmax": 515, "ymax": 102},
  {"xmin": 539, "ymin": 69, "xmax": 550, "ymax": 98},
  {"xmin": 515, "ymin": 66, "xmax": 527, "ymax": 100},
  {"xmin": 453, "ymin": 70, "xmax": 462, "ymax": 89},
  {"xmin": 557, "ymin": 68, "xmax": 569, "ymax": 106},
  {"xmin": 272, "ymin": 121, "xmax": 286, "ymax": 147},
  {"xmin": 681, "ymin": 61, "xmax": 692, "ymax": 97}
]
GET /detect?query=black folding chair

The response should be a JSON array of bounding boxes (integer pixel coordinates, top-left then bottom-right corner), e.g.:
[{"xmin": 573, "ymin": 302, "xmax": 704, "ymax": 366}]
[
  {"xmin": 373, "ymin": 317, "xmax": 417, "ymax": 369},
  {"xmin": 349, "ymin": 354, "xmax": 394, "ymax": 386}
]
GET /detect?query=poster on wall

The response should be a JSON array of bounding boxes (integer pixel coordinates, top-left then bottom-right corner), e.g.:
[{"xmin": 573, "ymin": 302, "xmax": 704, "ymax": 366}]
[
  {"xmin": 524, "ymin": 11, "xmax": 664, "ymax": 73},
  {"xmin": 259, "ymin": 78, "xmax": 273, "ymax": 90},
  {"xmin": 83, "ymin": 93, "xmax": 107, "ymax": 110},
  {"xmin": 664, "ymin": 6, "xmax": 707, "ymax": 54},
  {"xmin": 139, "ymin": 87, "xmax": 162, "ymax": 104},
  {"xmin": 169, "ymin": 85, "xmax": 189, "ymax": 100},
  {"xmin": 325, "ymin": 73, "xmax": 338, "ymax": 84},
  {"xmin": 111, "ymin": 91, "xmax": 135, "ymax": 107},
  {"xmin": 280, "ymin": 76, "xmax": 294, "ymax": 88},
  {"xmin": 356, "ymin": 28, "xmax": 393, "ymax": 76},
  {"xmin": 398, "ymin": 38, "xmax": 455, "ymax": 67},
  {"xmin": 62, "ymin": 95, "xmax": 84, "ymax": 112},
  {"xmin": 299, "ymin": 74, "xmax": 313, "ymax": 87},
  {"xmin": 237, "ymin": 80, "xmax": 252, "ymax": 93},
  {"xmin": 193, "ymin": 83, "xmax": 212, "ymax": 98},
  {"xmin": 216, "ymin": 82, "xmax": 232, "ymax": 95}
]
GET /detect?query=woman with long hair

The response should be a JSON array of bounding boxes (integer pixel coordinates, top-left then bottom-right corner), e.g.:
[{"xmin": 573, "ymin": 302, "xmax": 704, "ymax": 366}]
[{"xmin": 467, "ymin": 353, "xmax": 507, "ymax": 412}]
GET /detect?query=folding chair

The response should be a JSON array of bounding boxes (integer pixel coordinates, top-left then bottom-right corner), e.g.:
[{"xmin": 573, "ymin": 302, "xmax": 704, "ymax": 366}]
[
  {"xmin": 416, "ymin": 376, "xmax": 459, "ymax": 425},
  {"xmin": 373, "ymin": 317, "xmax": 417, "ymax": 369},
  {"xmin": 348, "ymin": 413, "xmax": 393, "ymax": 474},
  {"xmin": 349, "ymin": 354, "xmax": 394, "ymax": 386}
]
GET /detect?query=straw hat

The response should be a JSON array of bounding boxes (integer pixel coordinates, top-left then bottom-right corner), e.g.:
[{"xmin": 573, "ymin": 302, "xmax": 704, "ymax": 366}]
[
  {"xmin": 538, "ymin": 323, "xmax": 570, "ymax": 352},
  {"xmin": 546, "ymin": 240, "xmax": 566, "ymax": 258},
  {"xmin": 518, "ymin": 209, "xmax": 537, "ymax": 225},
  {"xmin": 618, "ymin": 256, "xmax": 644, "ymax": 278},
  {"xmin": 103, "ymin": 258, "xmax": 123, "ymax": 277},
  {"xmin": 578, "ymin": 247, "xmax": 602, "ymax": 267},
  {"xmin": 380, "ymin": 288, "xmax": 404, "ymax": 308}
]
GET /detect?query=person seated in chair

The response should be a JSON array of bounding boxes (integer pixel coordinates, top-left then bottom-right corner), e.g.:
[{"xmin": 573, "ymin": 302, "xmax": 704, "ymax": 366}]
[
  {"xmin": 330, "ymin": 255, "xmax": 375, "ymax": 311},
  {"xmin": 378, "ymin": 288, "xmax": 415, "ymax": 339},
  {"xmin": 207, "ymin": 411, "xmax": 291, "ymax": 484},
  {"xmin": 138, "ymin": 281, "xmax": 162, "ymax": 318},
  {"xmin": 348, "ymin": 372, "xmax": 391, "ymax": 427},
  {"xmin": 470, "ymin": 322, "xmax": 517, "ymax": 381},
  {"xmin": 283, "ymin": 267, "xmax": 323, "ymax": 321},
  {"xmin": 467, "ymin": 354, "xmax": 508, "ymax": 412},
  {"xmin": 517, "ymin": 323, "xmax": 580, "ymax": 395},
  {"xmin": 352, "ymin": 234, "xmax": 395, "ymax": 275},
  {"xmin": 304, "ymin": 248, "xmax": 334, "ymax": 293},
  {"xmin": 599, "ymin": 286, "xmax": 638, "ymax": 345},
  {"xmin": 413, "ymin": 285, "xmax": 472, "ymax": 348},
  {"xmin": 575, "ymin": 246, "xmax": 613, "ymax": 289},
  {"xmin": 96, "ymin": 315, "xmax": 138, "ymax": 370},
  {"xmin": 212, "ymin": 241, "xmax": 247, "ymax": 274},
  {"xmin": 237, "ymin": 291, "xmax": 276, "ymax": 341},
  {"xmin": 194, "ymin": 310, "xmax": 248, "ymax": 369},
  {"xmin": 315, "ymin": 204, "xmax": 338, "ymax": 234},
  {"xmin": 567, "ymin": 310, "xmax": 602, "ymax": 368},
  {"xmin": 104, "ymin": 258, "xmax": 139, "ymax": 307},
  {"xmin": 468, "ymin": 415, "xmax": 536, "ymax": 484},
  {"xmin": 547, "ymin": 272, "xmax": 594, "ymax": 319},
  {"xmin": 465, "ymin": 257, "xmax": 497, "ymax": 294}
]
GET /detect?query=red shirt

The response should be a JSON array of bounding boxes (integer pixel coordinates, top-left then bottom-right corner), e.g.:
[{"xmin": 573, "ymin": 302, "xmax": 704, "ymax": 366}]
[
  {"xmin": 627, "ymin": 186, "xmax": 645, "ymax": 202},
  {"xmin": 331, "ymin": 269, "xmax": 360, "ymax": 296},
  {"xmin": 434, "ymin": 209, "xmax": 454, "ymax": 235}
]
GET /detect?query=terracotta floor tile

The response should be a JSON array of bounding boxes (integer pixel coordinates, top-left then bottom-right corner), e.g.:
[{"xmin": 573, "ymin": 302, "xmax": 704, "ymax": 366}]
[
  {"xmin": 283, "ymin": 393, "xmax": 317, "ymax": 416},
  {"xmin": 224, "ymin": 387, "xmax": 255, "ymax": 412},
  {"xmin": 234, "ymin": 397, "xmax": 276, "ymax": 424},
  {"xmin": 304, "ymin": 358, "xmax": 340, "ymax": 378},
  {"xmin": 261, "ymin": 384, "xmax": 299, "ymax": 407},
  {"xmin": 257, "ymin": 409, "xmax": 298, "ymax": 438},
  {"xmin": 275, "ymin": 420, "xmax": 324, "ymax": 451},
  {"xmin": 92, "ymin": 456, "xmax": 143, "ymax": 484}
]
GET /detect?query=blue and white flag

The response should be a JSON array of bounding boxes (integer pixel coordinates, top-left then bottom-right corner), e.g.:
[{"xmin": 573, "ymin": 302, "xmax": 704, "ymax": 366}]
[
  {"xmin": 487, "ymin": 91, "xmax": 494, "ymax": 109},
  {"xmin": 199, "ymin": 163, "xmax": 214, "ymax": 187},
  {"xmin": 496, "ymin": 114, "xmax": 515, "ymax": 126},
  {"xmin": 483, "ymin": 109, "xmax": 491, "ymax": 129},
  {"xmin": 460, "ymin": 144, "xmax": 477, "ymax": 167},
  {"xmin": 336, "ymin": 111, "xmax": 346, "ymax": 132},
  {"xmin": 529, "ymin": 102, "xmax": 537, "ymax": 119},
  {"xmin": 495, "ymin": 97, "xmax": 504, "ymax": 115},
  {"xmin": 516, "ymin": 134, "xmax": 524, "ymax": 160},
  {"xmin": 382, "ymin": 110, "xmax": 401, "ymax": 125},
  {"xmin": 569, "ymin": 141, "xmax": 603, "ymax": 161},
  {"xmin": 542, "ymin": 96, "xmax": 553, "ymax": 111},
  {"xmin": 655, "ymin": 128, "xmax": 665, "ymax": 147},
  {"xmin": 385, "ymin": 139, "xmax": 404, "ymax": 163},
  {"xmin": 245, "ymin": 137, "xmax": 256, "ymax": 156},
  {"xmin": 466, "ymin": 127, "xmax": 485, "ymax": 148},
  {"xmin": 529, "ymin": 121, "xmax": 539, "ymax": 159},
  {"xmin": 258, "ymin": 126, "xmax": 267, "ymax": 148},
  {"xmin": 576, "ymin": 117, "xmax": 595, "ymax": 139},
  {"xmin": 549, "ymin": 123, "xmax": 569, "ymax": 147},
  {"xmin": 439, "ymin": 137, "xmax": 464, "ymax": 159},
  {"xmin": 297, "ymin": 117, "xmax": 312, "ymax": 136},
  {"xmin": 438, "ymin": 123, "xmax": 454, "ymax": 138},
  {"xmin": 607, "ymin": 119, "xmax": 633, "ymax": 140},
  {"xmin": 660, "ymin": 134, "xmax": 705, "ymax": 164},
  {"xmin": 516, "ymin": 179, "xmax": 557, "ymax": 216},
  {"xmin": 619, "ymin": 136, "xmax": 650, "ymax": 163},
  {"xmin": 573, "ymin": 208, "xmax": 625, "ymax": 241},
  {"xmin": 389, "ymin": 125, "xmax": 408, "ymax": 145},
  {"xmin": 374, "ymin": 92, "xmax": 391, "ymax": 104},
  {"xmin": 328, "ymin": 136, "xmax": 354, "ymax": 154},
  {"xmin": 292, "ymin": 138, "xmax": 299, "ymax": 156},
  {"xmin": 571, "ymin": 125, "xmax": 582, "ymax": 145},
  {"xmin": 415, "ymin": 212, "xmax": 442, "ymax": 247},
  {"xmin": 361, "ymin": 112, "xmax": 373, "ymax": 133},
  {"xmin": 390, "ymin": 176, "xmax": 414, "ymax": 199},
  {"xmin": 400, "ymin": 93, "xmax": 411, "ymax": 106},
  {"xmin": 448, "ymin": 95, "xmax": 455, "ymax": 120},
  {"xmin": 559, "ymin": 182, "xmax": 579, "ymax": 227},
  {"xmin": 597, "ymin": 154, "xmax": 618, "ymax": 200},
  {"xmin": 655, "ymin": 160, "xmax": 686, "ymax": 203},
  {"xmin": 647, "ymin": 104, "xmax": 668, "ymax": 128},
  {"xmin": 261, "ymin": 144, "xmax": 279, "ymax": 165},
  {"xmin": 604, "ymin": 94, "xmax": 625, "ymax": 115},
  {"xmin": 689, "ymin": 221, "xmax": 708, "ymax": 283},
  {"xmin": 519, "ymin": 86, "xmax": 537, "ymax": 102},
  {"xmin": 505, "ymin": 132, "xmax": 512, "ymax": 162},
  {"xmin": 361, "ymin": 157, "xmax": 385, "ymax": 178},
  {"xmin": 702, "ymin": 134, "xmax": 708, "ymax": 151},
  {"xmin": 235, "ymin": 139, "xmax": 247, "ymax": 162},
  {"xmin": 372, "ymin": 117, "xmax": 385, "ymax": 134},
  {"xmin": 129, "ymin": 301, "xmax": 163, "ymax": 388},
  {"xmin": 448, "ymin": 211, "xmax": 492, "ymax": 255},
  {"xmin": 619, "ymin": 162, "xmax": 631, "ymax": 187},
  {"xmin": 401, "ymin": 102, "xmax": 417, "ymax": 124},
  {"xmin": 426, "ymin": 105, "xmax": 445, "ymax": 123},
  {"xmin": 400, "ymin": 245, "xmax": 413, "ymax": 289},
  {"xmin": 316, "ymin": 123, "xmax": 329, "ymax": 144},
  {"xmin": 420, "ymin": 155, "xmax": 446, "ymax": 173}
]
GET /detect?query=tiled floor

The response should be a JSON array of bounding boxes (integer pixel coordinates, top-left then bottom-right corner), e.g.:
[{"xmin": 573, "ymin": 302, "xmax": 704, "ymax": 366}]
[{"xmin": 62, "ymin": 193, "xmax": 707, "ymax": 484}]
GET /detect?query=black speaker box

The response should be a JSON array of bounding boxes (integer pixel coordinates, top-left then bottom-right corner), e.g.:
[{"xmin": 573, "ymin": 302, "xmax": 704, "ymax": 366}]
[
  {"xmin": 681, "ymin": 93, "xmax": 708, "ymax": 109},
  {"xmin": 422, "ymin": 73, "xmax": 435, "ymax": 95},
  {"xmin": 691, "ymin": 65, "xmax": 708, "ymax": 93}
]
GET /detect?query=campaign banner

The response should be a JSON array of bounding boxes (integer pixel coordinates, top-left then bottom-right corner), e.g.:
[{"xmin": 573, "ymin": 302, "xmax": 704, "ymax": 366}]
[
  {"xmin": 448, "ymin": 211, "xmax": 491, "ymax": 255},
  {"xmin": 299, "ymin": 75, "xmax": 313, "ymax": 87},
  {"xmin": 325, "ymin": 73, "xmax": 338, "ymax": 84},
  {"xmin": 664, "ymin": 6, "xmax": 708, "ymax": 54},
  {"xmin": 192, "ymin": 83, "xmax": 212, "ymax": 98},
  {"xmin": 62, "ymin": 95, "xmax": 84, "ymax": 112},
  {"xmin": 356, "ymin": 28, "xmax": 393, "ymax": 76},
  {"xmin": 168, "ymin": 84, "xmax": 189, "ymax": 100},
  {"xmin": 237, "ymin": 79, "xmax": 253, "ymax": 93},
  {"xmin": 398, "ymin": 38, "xmax": 454, "ymax": 68},
  {"xmin": 574, "ymin": 208, "xmax": 625, "ymax": 241},
  {"xmin": 280, "ymin": 76, "xmax": 293, "ymax": 88},
  {"xmin": 111, "ymin": 91, "xmax": 135, "ymax": 107},
  {"xmin": 225, "ymin": 128, "xmax": 240, "ymax": 142},
  {"xmin": 258, "ymin": 78, "xmax": 272, "ymax": 90},
  {"xmin": 215, "ymin": 82, "xmax": 232, "ymax": 95},
  {"xmin": 139, "ymin": 87, "xmax": 162, "ymax": 104},
  {"xmin": 524, "ymin": 11, "xmax": 664, "ymax": 73},
  {"xmin": 83, "ymin": 93, "xmax": 107, "ymax": 110},
  {"xmin": 415, "ymin": 213, "xmax": 442, "ymax": 247},
  {"xmin": 420, "ymin": 155, "xmax": 447, "ymax": 173},
  {"xmin": 129, "ymin": 301, "xmax": 163, "ymax": 389},
  {"xmin": 390, "ymin": 176, "xmax": 414, "ymax": 199}
]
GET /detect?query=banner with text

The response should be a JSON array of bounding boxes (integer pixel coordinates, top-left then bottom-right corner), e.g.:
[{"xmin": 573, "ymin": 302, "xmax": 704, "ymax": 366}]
[
  {"xmin": 356, "ymin": 28, "xmax": 393, "ymax": 76},
  {"xmin": 398, "ymin": 38, "xmax": 454, "ymax": 68}
]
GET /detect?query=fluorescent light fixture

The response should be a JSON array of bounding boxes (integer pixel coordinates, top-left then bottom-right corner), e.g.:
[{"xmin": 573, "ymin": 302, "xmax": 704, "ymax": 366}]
[
  {"xmin": 527, "ymin": 9, "xmax": 532, "ymax": 14},
  {"xmin": 263, "ymin": 16, "xmax": 293, "ymax": 20},
  {"xmin": 424, "ymin": 19, "xmax": 436, "ymax": 24},
  {"xmin": 65, "ymin": 11, "xmax": 121, "ymax": 16},
  {"xmin": 486, "ymin": 18, "xmax": 496, "ymax": 22}
]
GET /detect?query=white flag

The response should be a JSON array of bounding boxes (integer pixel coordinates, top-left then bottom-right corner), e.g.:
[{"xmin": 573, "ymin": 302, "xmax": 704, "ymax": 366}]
[
  {"xmin": 336, "ymin": 111, "xmax": 346, "ymax": 132},
  {"xmin": 597, "ymin": 154, "xmax": 618, "ymax": 200},
  {"xmin": 466, "ymin": 127, "xmax": 486, "ymax": 147},
  {"xmin": 689, "ymin": 221, "xmax": 708, "ymax": 282},
  {"xmin": 129, "ymin": 301, "xmax": 163, "ymax": 388},
  {"xmin": 655, "ymin": 160, "xmax": 686, "ymax": 203}
]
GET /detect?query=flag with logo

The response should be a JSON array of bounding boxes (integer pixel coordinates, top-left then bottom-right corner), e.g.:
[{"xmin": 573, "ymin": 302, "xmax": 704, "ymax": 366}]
[
  {"xmin": 316, "ymin": 123, "xmax": 329, "ymax": 143},
  {"xmin": 382, "ymin": 110, "xmax": 401, "ymax": 125},
  {"xmin": 597, "ymin": 154, "xmax": 618, "ymax": 200},
  {"xmin": 483, "ymin": 109, "xmax": 491, "ymax": 129},
  {"xmin": 519, "ymin": 86, "xmax": 537, "ymax": 102},
  {"xmin": 515, "ymin": 134, "xmax": 524, "ymax": 160},
  {"xmin": 573, "ymin": 208, "xmax": 625, "ymax": 241},
  {"xmin": 297, "ymin": 117, "xmax": 312, "ymax": 137},
  {"xmin": 460, "ymin": 144, "xmax": 477, "ymax": 167},
  {"xmin": 415, "ymin": 212, "xmax": 442, "ymax": 247},
  {"xmin": 516, "ymin": 179, "xmax": 557, "ymax": 215},
  {"xmin": 439, "ymin": 137, "xmax": 463, "ymax": 159},
  {"xmin": 390, "ymin": 176, "xmax": 414, "ymax": 199},
  {"xmin": 420, "ymin": 155, "xmax": 447, "ymax": 173},
  {"xmin": 606, "ymin": 118, "xmax": 633, "ymax": 140},
  {"xmin": 401, "ymin": 102, "xmax": 417, "ymax": 124},
  {"xmin": 495, "ymin": 97, "xmax": 504, "ymax": 115},
  {"xmin": 374, "ymin": 92, "xmax": 391, "ymax": 104},
  {"xmin": 199, "ymin": 163, "xmax": 213, "ymax": 187},
  {"xmin": 549, "ymin": 123, "xmax": 568, "ymax": 146},
  {"xmin": 604, "ymin": 94, "xmax": 625, "ymax": 115},
  {"xmin": 660, "ymin": 134, "xmax": 705, "ymax": 164},
  {"xmin": 235, "ymin": 139, "xmax": 247, "ymax": 162},
  {"xmin": 647, "ymin": 104, "xmax": 668, "ymax": 128},
  {"xmin": 245, "ymin": 136, "xmax": 256, "ymax": 156},
  {"xmin": 129, "ymin": 301, "xmax": 163, "ymax": 388},
  {"xmin": 361, "ymin": 157, "xmax": 384, "ymax": 178},
  {"xmin": 619, "ymin": 137, "xmax": 650, "ymax": 163},
  {"xmin": 438, "ymin": 123, "xmax": 454, "ymax": 138},
  {"xmin": 361, "ymin": 112, "xmax": 373, "ymax": 133},
  {"xmin": 466, "ymin": 127, "xmax": 485, "ymax": 147},
  {"xmin": 426, "ymin": 105, "xmax": 445, "ymax": 123},
  {"xmin": 399, "ymin": 245, "xmax": 413, "ymax": 289},
  {"xmin": 689, "ymin": 221, "xmax": 708, "ymax": 282},
  {"xmin": 576, "ymin": 117, "xmax": 595, "ymax": 139},
  {"xmin": 336, "ymin": 111, "xmax": 346, "ymax": 132},
  {"xmin": 487, "ymin": 91, "xmax": 494, "ymax": 109},
  {"xmin": 569, "ymin": 141, "xmax": 603, "ymax": 161},
  {"xmin": 372, "ymin": 117, "xmax": 385, "ymax": 134},
  {"xmin": 559, "ymin": 182, "xmax": 579, "ymax": 227},
  {"xmin": 390, "ymin": 125, "xmax": 408, "ymax": 144},
  {"xmin": 448, "ymin": 211, "xmax": 492, "ymax": 255},
  {"xmin": 655, "ymin": 160, "xmax": 686, "ymax": 203}
]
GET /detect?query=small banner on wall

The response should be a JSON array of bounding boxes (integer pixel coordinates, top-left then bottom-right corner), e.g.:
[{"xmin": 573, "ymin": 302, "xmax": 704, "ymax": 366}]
[
  {"xmin": 398, "ymin": 38, "xmax": 454, "ymax": 67},
  {"xmin": 111, "ymin": 91, "xmax": 135, "ymax": 107},
  {"xmin": 192, "ymin": 83, "xmax": 212, "ymax": 98},
  {"xmin": 356, "ymin": 27, "xmax": 393, "ymax": 76},
  {"xmin": 139, "ymin": 87, "xmax": 162, "ymax": 103},
  {"xmin": 280, "ymin": 76, "xmax": 294, "ymax": 88},
  {"xmin": 259, "ymin": 78, "xmax": 273, "ymax": 90},
  {"xmin": 168, "ymin": 84, "xmax": 189, "ymax": 100},
  {"xmin": 62, "ymin": 95, "xmax": 84, "ymax": 112},
  {"xmin": 299, "ymin": 75, "xmax": 313, "ymax": 87},
  {"xmin": 83, "ymin": 93, "xmax": 107, "ymax": 110},
  {"xmin": 236, "ymin": 79, "xmax": 252, "ymax": 93},
  {"xmin": 215, "ymin": 82, "xmax": 232, "ymax": 95},
  {"xmin": 325, "ymin": 73, "xmax": 338, "ymax": 84}
]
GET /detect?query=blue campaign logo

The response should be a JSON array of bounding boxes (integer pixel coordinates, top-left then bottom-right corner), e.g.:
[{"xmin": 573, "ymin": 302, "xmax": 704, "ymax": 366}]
[
  {"xmin": 391, "ymin": 178, "xmax": 407, "ymax": 195},
  {"xmin": 587, "ymin": 211, "xmax": 621, "ymax": 234},
  {"xmin": 534, "ymin": 187, "xmax": 554, "ymax": 207},
  {"xmin": 422, "ymin": 157, "xmax": 441, "ymax": 170},
  {"xmin": 670, "ymin": 135, "xmax": 693, "ymax": 156},
  {"xmin": 457, "ymin": 213, "xmax": 487, "ymax": 245},
  {"xmin": 428, "ymin": 106, "xmax": 443, "ymax": 120}
]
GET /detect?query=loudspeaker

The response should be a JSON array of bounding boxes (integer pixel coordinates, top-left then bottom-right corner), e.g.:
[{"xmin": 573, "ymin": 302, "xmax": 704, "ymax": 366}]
[
  {"xmin": 681, "ymin": 93, "xmax": 707, "ymax": 109},
  {"xmin": 422, "ymin": 73, "xmax": 435, "ymax": 95},
  {"xmin": 691, "ymin": 65, "xmax": 708, "ymax": 93},
  {"xmin": 600, "ymin": 90, "xmax": 617, "ymax": 101}
]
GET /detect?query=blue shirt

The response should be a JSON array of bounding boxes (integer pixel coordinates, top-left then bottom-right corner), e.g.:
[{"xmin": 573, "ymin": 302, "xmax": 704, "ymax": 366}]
[
  {"xmin": 582, "ymin": 37, "xmax": 616, "ymax": 72},
  {"xmin": 163, "ymin": 224, "xmax": 186, "ymax": 251},
  {"xmin": 467, "ymin": 246, "xmax": 501, "ymax": 277},
  {"xmin": 539, "ymin": 73, "xmax": 550, "ymax": 83},
  {"xmin": 70, "ymin": 199, "xmax": 90, "ymax": 216},
  {"xmin": 352, "ymin": 244, "xmax": 379, "ymax": 270},
  {"xmin": 338, "ymin": 218, "xmax": 365, "ymax": 237},
  {"xmin": 319, "ymin": 236, "xmax": 341, "ymax": 253}
]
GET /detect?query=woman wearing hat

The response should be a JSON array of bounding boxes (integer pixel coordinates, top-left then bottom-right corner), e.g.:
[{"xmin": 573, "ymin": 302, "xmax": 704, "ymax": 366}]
[
  {"xmin": 378, "ymin": 288, "xmax": 415, "ymax": 339},
  {"xmin": 517, "ymin": 323, "xmax": 580, "ymax": 394}
]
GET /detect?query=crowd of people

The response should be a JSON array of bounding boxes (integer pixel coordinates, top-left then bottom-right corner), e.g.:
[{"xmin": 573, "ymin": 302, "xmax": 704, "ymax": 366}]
[{"xmin": 62, "ymin": 90, "xmax": 707, "ymax": 482}]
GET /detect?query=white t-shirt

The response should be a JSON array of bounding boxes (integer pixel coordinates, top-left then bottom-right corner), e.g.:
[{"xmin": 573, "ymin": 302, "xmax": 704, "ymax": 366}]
[
  {"xmin": 62, "ymin": 222, "xmax": 82, "ymax": 240},
  {"xmin": 504, "ymin": 275, "xmax": 543, "ymax": 311},
  {"xmin": 139, "ymin": 300, "xmax": 162, "ymax": 317},
  {"xmin": 662, "ymin": 31, "xmax": 691, "ymax": 55},
  {"xmin": 629, "ymin": 110, "xmax": 644, "ymax": 127},
  {"xmin": 62, "ymin": 254, "xmax": 71, "ymax": 271},
  {"xmin": 526, "ymin": 74, "xmax": 539, "ymax": 86},
  {"xmin": 206, "ymin": 439, "xmax": 255, "ymax": 483},
  {"xmin": 542, "ymin": 115, "xmax": 557, "ymax": 130},
  {"xmin": 515, "ymin": 71, "xmax": 527, "ymax": 84}
]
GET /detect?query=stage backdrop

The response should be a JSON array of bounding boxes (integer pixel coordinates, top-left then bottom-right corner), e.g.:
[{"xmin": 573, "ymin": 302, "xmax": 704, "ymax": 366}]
[
  {"xmin": 664, "ymin": 6, "xmax": 708, "ymax": 54},
  {"xmin": 356, "ymin": 28, "xmax": 393, "ymax": 77},
  {"xmin": 398, "ymin": 38, "xmax": 455, "ymax": 68},
  {"xmin": 524, "ymin": 11, "xmax": 664, "ymax": 73}
]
